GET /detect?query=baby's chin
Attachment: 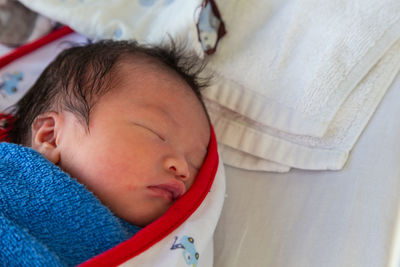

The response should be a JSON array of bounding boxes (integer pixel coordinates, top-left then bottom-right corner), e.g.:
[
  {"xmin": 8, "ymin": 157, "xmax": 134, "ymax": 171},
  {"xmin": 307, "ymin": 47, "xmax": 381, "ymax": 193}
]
[{"xmin": 121, "ymin": 204, "xmax": 171, "ymax": 227}]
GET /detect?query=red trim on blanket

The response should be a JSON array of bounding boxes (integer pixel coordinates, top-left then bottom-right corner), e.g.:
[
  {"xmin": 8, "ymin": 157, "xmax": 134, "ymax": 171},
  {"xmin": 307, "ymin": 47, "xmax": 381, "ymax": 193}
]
[
  {"xmin": 0, "ymin": 28, "xmax": 220, "ymax": 266},
  {"xmin": 0, "ymin": 113, "xmax": 15, "ymax": 142},
  {"xmin": 0, "ymin": 26, "xmax": 74, "ymax": 68},
  {"xmin": 79, "ymin": 128, "xmax": 219, "ymax": 266}
]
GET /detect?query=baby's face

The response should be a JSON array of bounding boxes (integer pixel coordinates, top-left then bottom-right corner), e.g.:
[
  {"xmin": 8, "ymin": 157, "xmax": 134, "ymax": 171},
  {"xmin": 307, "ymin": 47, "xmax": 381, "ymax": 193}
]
[{"xmin": 55, "ymin": 62, "xmax": 210, "ymax": 226}]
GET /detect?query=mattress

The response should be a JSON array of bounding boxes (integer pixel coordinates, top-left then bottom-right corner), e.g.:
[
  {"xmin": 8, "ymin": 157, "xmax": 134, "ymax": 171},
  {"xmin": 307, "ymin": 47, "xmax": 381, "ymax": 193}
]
[{"xmin": 214, "ymin": 72, "xmax": 400, "ymax": 267}]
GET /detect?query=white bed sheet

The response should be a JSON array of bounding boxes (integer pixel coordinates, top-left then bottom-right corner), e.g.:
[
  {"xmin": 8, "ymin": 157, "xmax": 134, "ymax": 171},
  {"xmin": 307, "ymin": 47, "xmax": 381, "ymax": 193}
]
[{"xmin": 214, "ymin": 72, "xmax": 400, "ymax": 267}]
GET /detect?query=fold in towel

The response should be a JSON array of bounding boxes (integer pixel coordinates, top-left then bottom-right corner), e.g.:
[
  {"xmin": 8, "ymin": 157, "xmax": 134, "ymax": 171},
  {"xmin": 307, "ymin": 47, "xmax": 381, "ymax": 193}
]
[
  {"xmin": 202, "ymin": 0, "xmax": 400, "ymax": 171},
  {"xmin": 0, "ymin": 142, "xmax": 140, "ymax": 266}
]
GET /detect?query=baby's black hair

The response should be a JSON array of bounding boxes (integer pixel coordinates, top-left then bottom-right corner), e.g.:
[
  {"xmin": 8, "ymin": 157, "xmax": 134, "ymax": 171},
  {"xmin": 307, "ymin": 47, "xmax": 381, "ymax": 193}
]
[{"xmin": 8, "ymin": 40, "xmax": 210, "ymax": 145}]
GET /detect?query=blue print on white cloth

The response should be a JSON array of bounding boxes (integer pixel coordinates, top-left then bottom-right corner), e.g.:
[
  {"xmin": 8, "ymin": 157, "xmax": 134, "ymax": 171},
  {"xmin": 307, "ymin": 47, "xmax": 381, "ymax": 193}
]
[
  {"xmin": 139, "ymin": 0, "xmax": 174, "ymax": 7},
  {"xmin": 197, "ymin": 1, "xmax": 220, "ymax": 52},
  {"xmin": 114, "ymin": 27, "xmax": 123, "ymax": 39},
  {"xmin": 0, "ymin": 72, "xmax": 23, "ymax": 97},
  {"xmin": 171, "ymin": 235, "xmax": 199, "ymax": 267}
]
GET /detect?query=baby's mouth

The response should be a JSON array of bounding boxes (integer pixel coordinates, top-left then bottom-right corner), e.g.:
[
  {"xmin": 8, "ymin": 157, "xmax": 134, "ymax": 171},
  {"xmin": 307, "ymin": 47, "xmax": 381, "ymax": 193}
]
[{"xmin": 148, "ymin": 181, "xmax": 186, "ymax": 201}]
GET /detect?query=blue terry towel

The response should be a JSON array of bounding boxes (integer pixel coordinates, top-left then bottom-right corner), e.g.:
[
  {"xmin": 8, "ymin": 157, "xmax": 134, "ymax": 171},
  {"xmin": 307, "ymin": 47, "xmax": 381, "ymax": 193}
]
[{"xmin": 0, "ymin": 142, "xmax": 140, "ymax": 266}]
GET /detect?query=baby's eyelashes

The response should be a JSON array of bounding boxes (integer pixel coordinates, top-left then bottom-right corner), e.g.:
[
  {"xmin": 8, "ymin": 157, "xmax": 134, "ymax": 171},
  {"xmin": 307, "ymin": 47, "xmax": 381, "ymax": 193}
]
[{"xmin": 132, "ymin": 122, "xmax": 166, "ymax": 141}]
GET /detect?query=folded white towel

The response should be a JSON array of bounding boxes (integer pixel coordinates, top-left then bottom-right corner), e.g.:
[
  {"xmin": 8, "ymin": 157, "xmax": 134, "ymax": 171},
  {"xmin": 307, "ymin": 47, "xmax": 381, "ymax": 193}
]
[
  {"xmin": 203, "ymin": 0, "xmax": 400, "ymax": 171},
  {"xmin": 218, "ymin": 143, "xmax": 291, "ymax": 173}
]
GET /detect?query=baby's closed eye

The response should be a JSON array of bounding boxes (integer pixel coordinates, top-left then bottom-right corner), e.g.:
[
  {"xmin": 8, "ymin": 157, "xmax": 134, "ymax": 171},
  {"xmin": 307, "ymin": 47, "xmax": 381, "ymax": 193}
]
[{"xmin": 132, "ymin": 122, "xmax": 166, "ymax": 141}]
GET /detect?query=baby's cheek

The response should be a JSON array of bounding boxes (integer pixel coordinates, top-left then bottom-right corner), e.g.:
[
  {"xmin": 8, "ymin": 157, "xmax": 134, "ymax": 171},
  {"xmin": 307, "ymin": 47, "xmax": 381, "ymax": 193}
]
[
  {"xmin": 188, "ymin": 167, "xmax": 199, "ymax": 187},
  {"xmin": 126, "ymin": 183, "xmax": 139, "ymax": 191}
]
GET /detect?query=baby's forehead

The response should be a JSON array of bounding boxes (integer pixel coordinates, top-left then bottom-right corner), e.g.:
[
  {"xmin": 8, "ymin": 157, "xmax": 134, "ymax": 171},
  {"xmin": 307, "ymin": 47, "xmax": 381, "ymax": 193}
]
[
  {"xmin": 117, "ymin": 53, "xmax": 174, "ymax": 75},
  {"xmin": 113, "ymin": 55, "xmax": 196, "ymax": 97},
  {"xmin": 95, "ymin": 54, "xmax": 210, "ymax": 132},
  {"xmin": 103, "ymin": 53, "xmax": 210, "ymax": 125}
]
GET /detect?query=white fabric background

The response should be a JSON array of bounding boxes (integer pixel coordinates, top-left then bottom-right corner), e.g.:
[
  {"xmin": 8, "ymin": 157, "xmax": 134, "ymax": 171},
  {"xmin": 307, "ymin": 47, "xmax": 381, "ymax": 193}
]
[{"xmin": 214, "ymin": 72, "xmax": 400, "ymax": 267}]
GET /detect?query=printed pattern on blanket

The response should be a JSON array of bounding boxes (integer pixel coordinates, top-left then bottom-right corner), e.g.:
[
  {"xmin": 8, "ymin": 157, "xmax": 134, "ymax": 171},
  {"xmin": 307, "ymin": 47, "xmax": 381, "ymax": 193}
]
[
  {"xmin": 19, "ymin": 0, "xmax": 226, "ymax": 56},
  {"xmin": 0, "ymin": 27, "xmax": 88, "ymax": 111}
]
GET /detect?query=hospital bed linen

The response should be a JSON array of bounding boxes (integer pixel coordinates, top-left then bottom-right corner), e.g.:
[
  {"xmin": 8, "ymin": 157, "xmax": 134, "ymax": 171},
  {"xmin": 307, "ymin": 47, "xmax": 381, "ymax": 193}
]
[{"xmin": 214, "ymin": 72, "xmax": 400, "ymax": 267}]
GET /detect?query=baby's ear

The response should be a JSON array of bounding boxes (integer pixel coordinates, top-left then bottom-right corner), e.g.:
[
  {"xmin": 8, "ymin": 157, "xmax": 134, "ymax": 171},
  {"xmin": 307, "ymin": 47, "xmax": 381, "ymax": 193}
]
[{"xmin": 31, "ymin": 112, "xmax": 61, "ymax": 164}]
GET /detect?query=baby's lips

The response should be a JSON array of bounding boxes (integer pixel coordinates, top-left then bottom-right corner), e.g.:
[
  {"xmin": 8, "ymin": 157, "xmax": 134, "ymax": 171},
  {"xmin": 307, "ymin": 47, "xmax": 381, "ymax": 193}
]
[{"xmin": 148, "ymin": 180, "xmax": 186, "ymax": 201}]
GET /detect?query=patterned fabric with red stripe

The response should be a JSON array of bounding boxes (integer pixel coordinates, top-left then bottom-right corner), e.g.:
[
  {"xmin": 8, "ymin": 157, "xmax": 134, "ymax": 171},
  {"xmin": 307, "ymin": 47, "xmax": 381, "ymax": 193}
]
[{"xmin": 0, "ymin": 113, "xmax": 14, "ymax": 142}]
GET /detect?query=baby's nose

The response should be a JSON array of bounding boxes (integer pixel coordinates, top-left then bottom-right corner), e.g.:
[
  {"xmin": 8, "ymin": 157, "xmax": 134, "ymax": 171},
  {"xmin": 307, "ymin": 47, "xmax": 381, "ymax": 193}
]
[{"xmin": 164, "ymin": 157, "xmax": 190, "ymax": 181}]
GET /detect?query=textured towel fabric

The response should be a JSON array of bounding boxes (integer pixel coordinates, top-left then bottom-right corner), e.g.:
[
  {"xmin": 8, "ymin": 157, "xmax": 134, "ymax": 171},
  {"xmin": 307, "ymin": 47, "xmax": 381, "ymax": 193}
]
[
  {"xmin": 202, "ymin": 0, "xmax": 400, "ymax": 171},
  {"xmin": 0, "ymin": 142, "xmax": 140, "ymax": 266}
]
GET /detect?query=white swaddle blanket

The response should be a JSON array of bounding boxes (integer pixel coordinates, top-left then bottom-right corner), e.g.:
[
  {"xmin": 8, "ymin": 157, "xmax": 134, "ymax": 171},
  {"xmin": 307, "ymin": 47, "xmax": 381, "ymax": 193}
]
[
  {"xmin": 203, "ymin": 0, "xmax": 400, "ymax": 171},
  {"xmin": 18, "ymin": 0, "xmax": 206, "ymax": 56}
]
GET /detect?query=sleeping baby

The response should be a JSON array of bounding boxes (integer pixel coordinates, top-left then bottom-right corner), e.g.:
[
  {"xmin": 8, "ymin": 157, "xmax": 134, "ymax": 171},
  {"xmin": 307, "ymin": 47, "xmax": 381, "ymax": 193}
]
[{"xmin": 0, "ymin": 40, "xmax": 211, "ymax": 266}]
